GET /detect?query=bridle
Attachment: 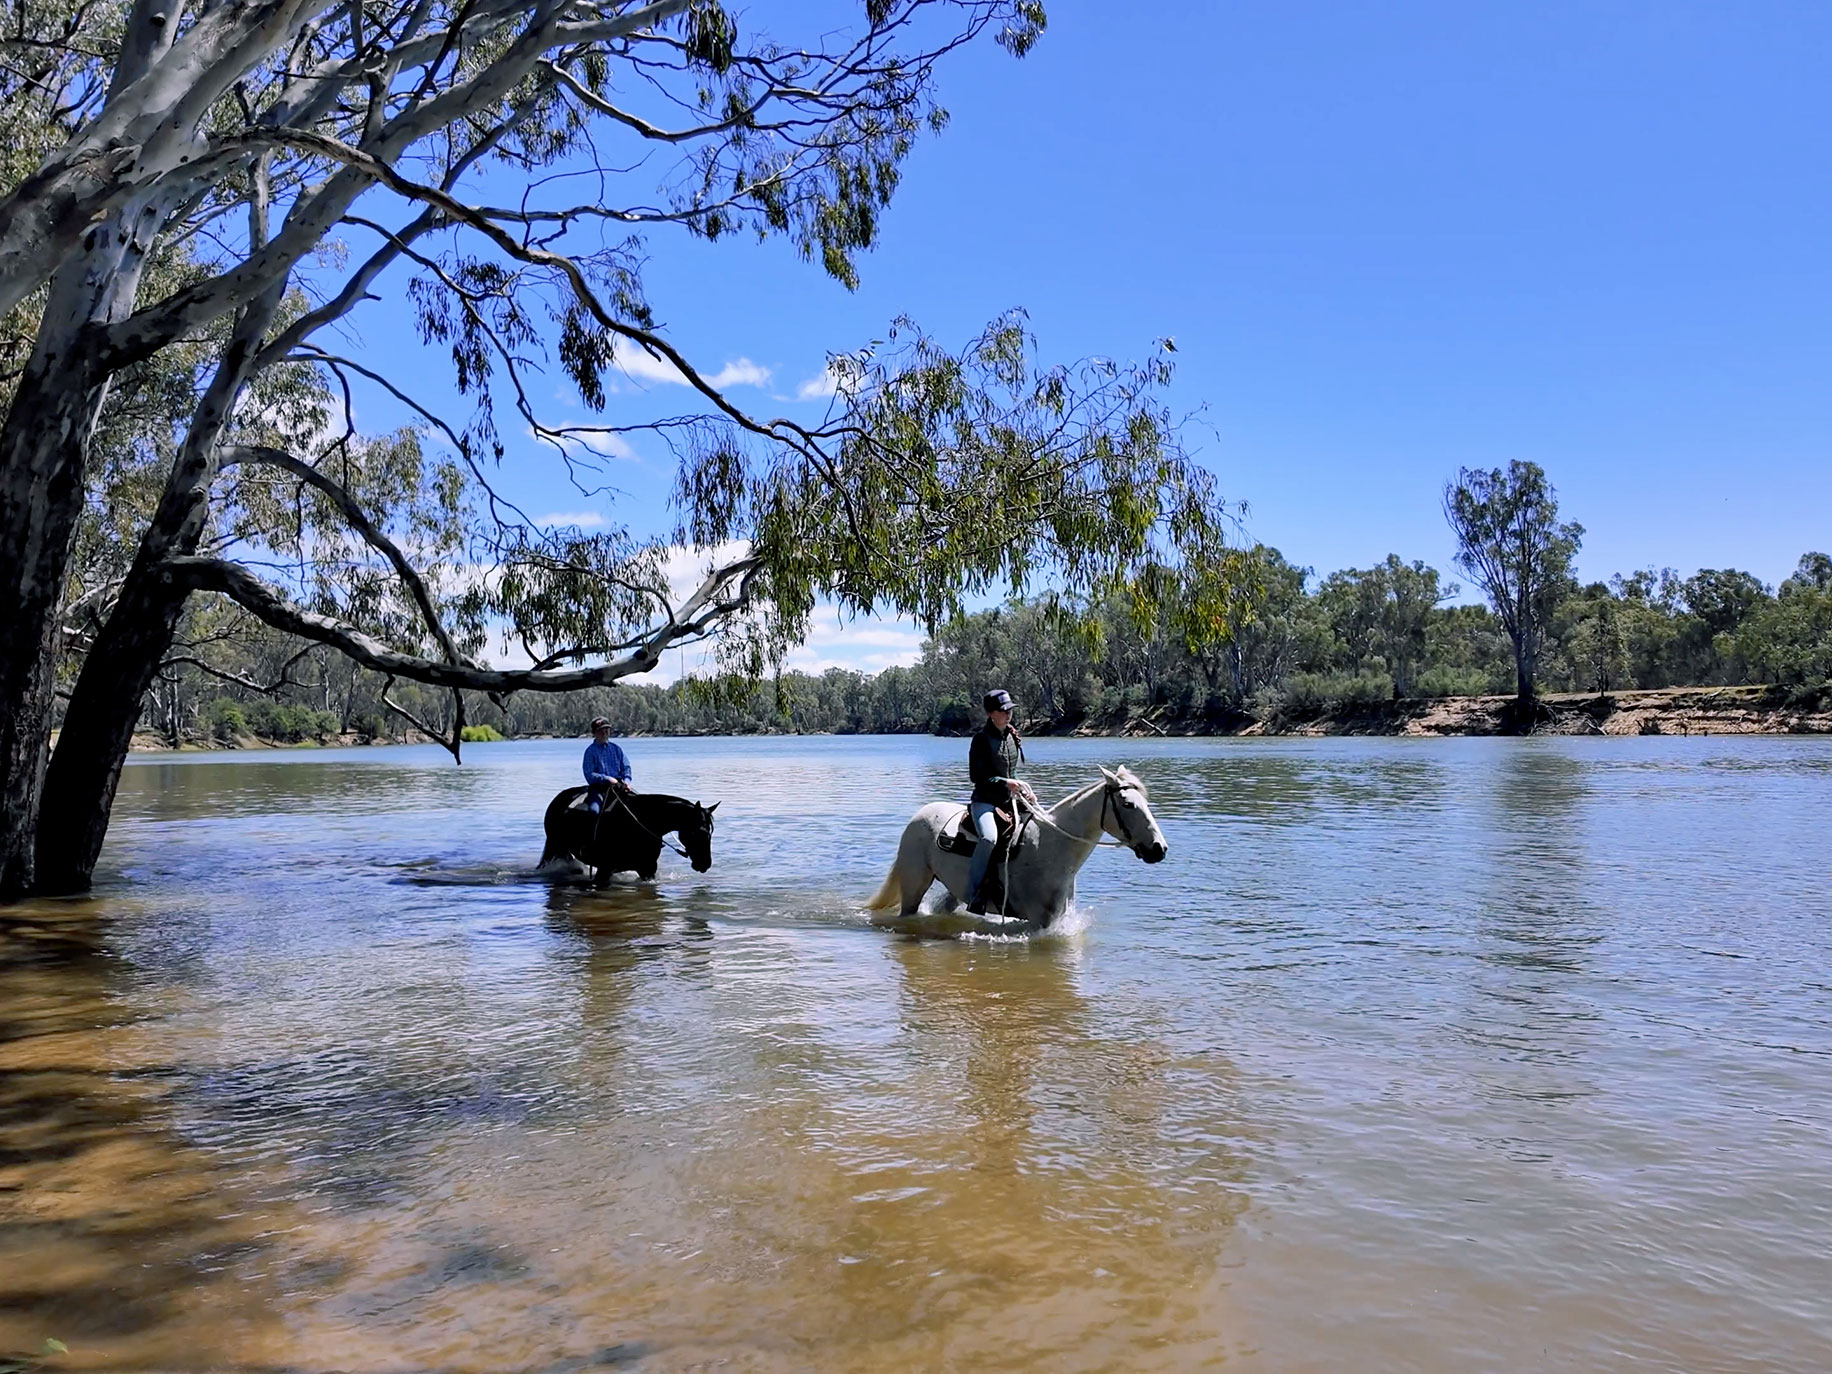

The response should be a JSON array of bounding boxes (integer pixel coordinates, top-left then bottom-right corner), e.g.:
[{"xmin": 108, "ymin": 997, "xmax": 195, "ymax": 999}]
[
  {"xmin": 1099, "ymin": 778, "xmax": 1152, "ymax": 852},
  {"xmin": 606, "ymin": 792, "xmax": 703, "ymax": 860},
  {"xmin": 1022, "ymin": 777, "xmax": 1149, "ymax": 853}
]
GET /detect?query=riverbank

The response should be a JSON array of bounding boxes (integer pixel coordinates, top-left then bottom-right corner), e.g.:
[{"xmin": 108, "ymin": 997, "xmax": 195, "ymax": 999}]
[
  {"xmin": 1066, "ymin": 683, "xmax": 1832, "ymax": 738},
  {"xmin": 119, "ymin": 683, "xmax": 1832, "ymax": 751}
]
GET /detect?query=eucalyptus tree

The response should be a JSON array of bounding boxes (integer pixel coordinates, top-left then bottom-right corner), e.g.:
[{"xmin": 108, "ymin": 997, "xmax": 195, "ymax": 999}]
[
  {"xmin": 1315, "ymin": 555, "xmax": 1447, "ymax": 698},
  {"xmin": 1175, "ymin": 544, "xmax": 1315, "ymax": 704},
  {"xmin": 0, "ymin": 0, "xmax": 1242, "ymax": 898},
  {"xmin": 1731, "ymin": 553, "xmax": 1832, "ymax": 687},
  {"xmin": 1443, "ymin": 461, "xmax": 1583, "ymax": 718}
]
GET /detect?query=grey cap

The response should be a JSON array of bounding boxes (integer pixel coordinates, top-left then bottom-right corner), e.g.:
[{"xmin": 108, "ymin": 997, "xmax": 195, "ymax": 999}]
[
  {"xmin": 590, "ymin": 717, "xmax": 611, "ymax": 730},
  {"xmin": 982, "ymin": 689, "xmax": 1014, "ymax": 713}
]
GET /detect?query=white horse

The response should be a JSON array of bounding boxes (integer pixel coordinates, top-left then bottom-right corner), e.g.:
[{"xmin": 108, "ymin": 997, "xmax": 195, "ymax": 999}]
[{"xmin": 864, "ymin": 765, "xmax": 1168, "ymax": 931}]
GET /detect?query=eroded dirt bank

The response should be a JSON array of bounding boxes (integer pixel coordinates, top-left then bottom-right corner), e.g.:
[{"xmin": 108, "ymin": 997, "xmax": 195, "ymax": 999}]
[{"xmin": 1065, "ymin": 684, "xmax": 1832, "ymax": 739}]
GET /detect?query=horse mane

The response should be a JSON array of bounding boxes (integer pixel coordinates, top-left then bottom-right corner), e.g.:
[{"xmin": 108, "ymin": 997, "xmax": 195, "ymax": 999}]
[{"xmin": 1058, "ymin": 765, "xmax": 1146, "ymax": 809}]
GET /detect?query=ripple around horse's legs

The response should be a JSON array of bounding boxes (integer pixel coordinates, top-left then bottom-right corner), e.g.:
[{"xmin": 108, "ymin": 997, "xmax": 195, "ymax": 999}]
[
  {"xmin": 385, "ymin": 857, "xmax": 587, "ymax": 887},
  {"xmin": 1048, "ymin": 904, "xmax": 1093, "ymax": 938},
  {"xmin": 868, "ymin": 905, "xmax": 1039, "ymax": 941}
]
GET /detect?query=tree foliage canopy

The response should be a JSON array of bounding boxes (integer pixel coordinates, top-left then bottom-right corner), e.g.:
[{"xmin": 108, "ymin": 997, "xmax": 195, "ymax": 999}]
[
  {"xmin": 1443, "ymin": 460, "xmax": 1584, "ymax": 704},
  {"xmin": 0, "ymin": 0, "xmax": 1244, "ymax": 895}
]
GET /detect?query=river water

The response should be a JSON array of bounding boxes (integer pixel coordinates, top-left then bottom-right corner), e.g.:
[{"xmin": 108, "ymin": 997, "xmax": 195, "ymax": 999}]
[{"xmin": 3, "ymin": 735, "xmax": 1830, "ymax": 1371}]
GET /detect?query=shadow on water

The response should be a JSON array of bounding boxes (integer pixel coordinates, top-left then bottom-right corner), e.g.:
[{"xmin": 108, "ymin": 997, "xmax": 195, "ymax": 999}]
[{"xmin": 0, "ymin": 905, "xmax": 296, "ymax": 1370}]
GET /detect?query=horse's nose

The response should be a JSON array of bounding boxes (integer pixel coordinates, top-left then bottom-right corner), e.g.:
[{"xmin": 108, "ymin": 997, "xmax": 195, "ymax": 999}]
[{"xmin": 1141, "ymin": 842, "xmax": 1167, "ymax": 864}]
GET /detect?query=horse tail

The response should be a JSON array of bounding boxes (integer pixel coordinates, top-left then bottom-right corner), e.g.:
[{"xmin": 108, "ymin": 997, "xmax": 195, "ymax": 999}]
[{"xmin": 863, "ymin": 863, "xmax": 902, "ymax": 911}]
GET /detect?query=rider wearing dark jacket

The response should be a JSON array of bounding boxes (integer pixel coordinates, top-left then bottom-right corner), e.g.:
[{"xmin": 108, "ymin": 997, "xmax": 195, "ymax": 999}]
[
  {"xmin": 966, "ymin": 689, "xmax": 1031, "ymax": 910},
  {"xmin": 969, "ymin": 711, "xmax": 1024, "ymax": 805}
]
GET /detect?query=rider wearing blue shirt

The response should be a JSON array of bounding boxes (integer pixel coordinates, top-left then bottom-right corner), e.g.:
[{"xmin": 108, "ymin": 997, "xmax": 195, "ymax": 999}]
[{"xmin": 583, "ymin": 716, "xmax": 633, "ymax": 814}]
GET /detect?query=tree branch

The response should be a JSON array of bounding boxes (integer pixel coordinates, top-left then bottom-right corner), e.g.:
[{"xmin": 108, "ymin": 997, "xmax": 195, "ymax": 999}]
[
  {"xmin": 379, "ymin": 674, "xmax": 465, "ymax": 761},
  {"xmin": 161, "ymin": 645, "xmax": 315, "ymax": 695},
  {"xmin": 163, "ymin": 552, "xmax": 761, "ymax": 692},
  {"xmin": 217, "ymin": 442, "xmax": 466, "ymax": 666}
]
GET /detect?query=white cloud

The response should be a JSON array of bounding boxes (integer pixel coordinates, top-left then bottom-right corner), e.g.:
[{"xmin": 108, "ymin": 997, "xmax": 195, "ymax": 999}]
[
  {"xmin": 589, "ymin": 431, "xmax": 640, "ymax": 460},
  {"xmin": 615, "ymin": 349, "xmax": 689, "ymax": 386},
  {"xmin": 793, "ymin": 356, "xmax": 868, "ymax": 404},
  {"xmin": 658, "ymin": 539, "xmax": 753, "ymax": 607},
  {"xmin": 796, "ymin": 368, "xmax": 841, "ymax": 400},
  {"xmin": 615, "ymin": 349, "xmax": 771, "ymax": 391},
  {"xmin": 782, "ymin": 618, "xmax": 925, "ymax": 674},
  {"xmin": 708, "ymin": 358, "xmax": 773, "ymax": 389},
  {"xmin": 536, "ymin": 511, "xmax": 608, "ymax": 529}
]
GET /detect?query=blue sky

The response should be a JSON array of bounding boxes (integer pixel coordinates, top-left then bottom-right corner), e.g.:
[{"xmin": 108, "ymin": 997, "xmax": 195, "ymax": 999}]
[{"xmin": 339, "ymin": 1, "xmax": 1832, "ymax": 675}]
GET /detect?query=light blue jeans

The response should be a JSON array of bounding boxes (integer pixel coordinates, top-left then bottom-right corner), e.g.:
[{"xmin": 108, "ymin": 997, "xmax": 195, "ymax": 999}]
[{"xmin": 966, "ymin": 801, "xmax": 1002, "ymax": 900}]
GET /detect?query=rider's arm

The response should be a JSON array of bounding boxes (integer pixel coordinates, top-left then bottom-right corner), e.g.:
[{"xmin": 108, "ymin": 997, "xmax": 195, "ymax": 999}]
[{"xmin": 968, "ymin": 731, "xmax": 996, "ymax": 790}]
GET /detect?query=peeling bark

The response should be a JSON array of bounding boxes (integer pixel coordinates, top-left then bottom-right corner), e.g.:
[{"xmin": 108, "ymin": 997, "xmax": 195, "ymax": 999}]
[
  {"xmin": 0, "ymin": 331, "xmax": 111, "ymax": 897},
  {"xmin": 0, "ymin": 177, "xmax": 190, "ymax": 897},
  {"xmin": 36, "ymin": 284, "xmax": 284, "ymax": 893}
]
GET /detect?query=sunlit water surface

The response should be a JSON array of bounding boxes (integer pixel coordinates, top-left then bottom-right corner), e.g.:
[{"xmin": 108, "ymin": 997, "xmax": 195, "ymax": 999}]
[{"xmin": 3, "ymin": 735, "xmax": 1831, "ymax": 1371}]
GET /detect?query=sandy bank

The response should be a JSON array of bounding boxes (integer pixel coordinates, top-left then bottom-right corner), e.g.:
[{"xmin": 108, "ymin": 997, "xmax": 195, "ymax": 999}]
[{"xmin": 1062, "ymin": 684, "xmax": 1832, "ymax": 739}]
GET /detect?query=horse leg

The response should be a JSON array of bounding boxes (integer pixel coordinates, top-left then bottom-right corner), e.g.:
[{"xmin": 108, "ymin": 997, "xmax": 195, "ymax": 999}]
[{"xmin": 895, "ymin": 828, "xmax": 939, "ymax": 916}]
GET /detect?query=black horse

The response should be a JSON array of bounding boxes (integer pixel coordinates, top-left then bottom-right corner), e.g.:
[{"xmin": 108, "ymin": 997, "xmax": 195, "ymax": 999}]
[{"xmin": 539, "ymin": 787, "xmax": 718, "ymax": 882}]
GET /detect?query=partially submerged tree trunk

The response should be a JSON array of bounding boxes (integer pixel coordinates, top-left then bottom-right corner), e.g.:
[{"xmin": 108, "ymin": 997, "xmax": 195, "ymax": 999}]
[
  {"xmin": 36, "ymin": 296, "xmax": 280, "ymax": 893},
  {"xmin": 34, "ymin": 567, "xmax": 192, "ymax": 892},
  {"xmin": 0, "ymin": 115, "xmax": 185, "ymax": 897},
  {"xmin": 0, "ymin": 323, "xmax": 113, "ymax": 898}
]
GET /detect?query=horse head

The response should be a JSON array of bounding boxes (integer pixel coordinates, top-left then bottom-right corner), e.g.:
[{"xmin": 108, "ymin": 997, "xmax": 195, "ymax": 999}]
[
  {"xmin": 680, "ymin": 800, "xmax": 719, "ymax": 873},
  {"xmin": 1099, "ymin": 766, "xmax": 1168, "ymax": 864}
]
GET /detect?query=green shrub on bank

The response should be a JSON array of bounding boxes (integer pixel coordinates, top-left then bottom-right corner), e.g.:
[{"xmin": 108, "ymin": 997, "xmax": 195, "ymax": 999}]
[
  {"xmin": 459, "ymin": 724, "xmax": 505, "ymax": 742},
  {"xmin": 203, "ymin": 696, "xmax": 335, "ymax": 743},
  {"xmin": 247, "ymin": 700, "xmax": 338, "ymax": 742},
  {"xmin": 1284, "ymin": 670, "xmax": 1395, "ymax": 712},
  {"xmin": 204, "ymin": 697, "xmax": 249, "ymax": 743},
  {"xmin": 1246, "ymin": 670, "xmax": 1395, "ymax": 726},
  {"xmin": 1414, "ymin": 666, "xmax": 1504, "ymax": 698}
]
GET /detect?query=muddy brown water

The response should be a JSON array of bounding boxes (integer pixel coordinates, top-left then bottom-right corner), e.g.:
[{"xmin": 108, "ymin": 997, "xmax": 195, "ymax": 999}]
[{"xmin": 2, "ymin": 736, "xmax": 1830, "ymax": 1371}]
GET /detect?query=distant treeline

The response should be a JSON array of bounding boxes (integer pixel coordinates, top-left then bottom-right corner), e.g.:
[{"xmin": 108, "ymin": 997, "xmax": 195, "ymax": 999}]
[{"xmin": 127, "ymin": 546, "xmax": 1832, "ymax": 744}]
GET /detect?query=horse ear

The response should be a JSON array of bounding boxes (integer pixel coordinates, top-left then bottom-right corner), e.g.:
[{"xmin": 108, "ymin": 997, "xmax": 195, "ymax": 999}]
[
  {"xmin": 707, "ymin": 801, "xmax": 720, "ymax": 813},
  {"xmin": 1099, "ymin": 765, "xmax": 1118, "ymax": 784}
]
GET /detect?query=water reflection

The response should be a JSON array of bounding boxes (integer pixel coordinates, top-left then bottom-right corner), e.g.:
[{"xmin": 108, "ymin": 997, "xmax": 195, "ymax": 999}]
[
  {"xmin": 1475, "ymin": 744, "xmax": 1603, "ymax": 974},
  {"xmin": 0, "ymin": 903, "xmax": 294, "ymax": 1369},
  {"xmin": 4, "ymin": 736, "xmax": 1830, "ymax": 1371}
]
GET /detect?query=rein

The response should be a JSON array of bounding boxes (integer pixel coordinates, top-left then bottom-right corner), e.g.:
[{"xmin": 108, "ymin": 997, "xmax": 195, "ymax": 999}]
[
  {"xmin": 1017, "ymin": 781, "xmax": 1138, "ymax": 850},
  {"xmin": 607, "ymin": 792, "xmax": 694, "ymax": 859}
]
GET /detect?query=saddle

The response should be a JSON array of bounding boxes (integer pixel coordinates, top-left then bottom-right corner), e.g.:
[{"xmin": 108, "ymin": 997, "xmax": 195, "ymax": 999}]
[
  {"xmin": 938, "ymin": 804, "xmax": 1024, "ymax": 860},
  {"xmin": 567, "ymin": 785, "xmax": 628, "ymax": 813}
]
